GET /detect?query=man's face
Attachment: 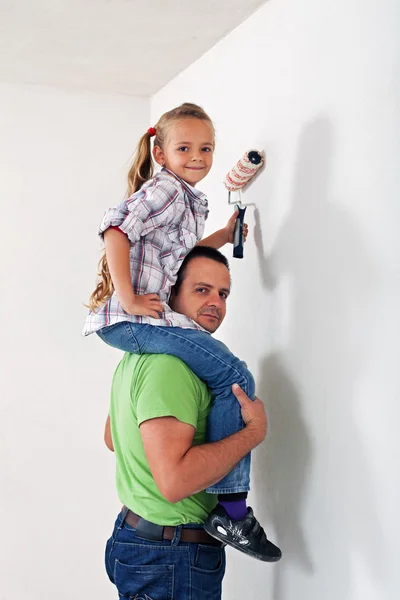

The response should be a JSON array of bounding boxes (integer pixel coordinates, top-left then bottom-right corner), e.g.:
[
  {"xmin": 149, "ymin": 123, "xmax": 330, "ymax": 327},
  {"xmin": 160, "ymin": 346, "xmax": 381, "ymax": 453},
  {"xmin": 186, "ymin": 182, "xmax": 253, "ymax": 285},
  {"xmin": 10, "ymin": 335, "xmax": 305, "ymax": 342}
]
[{"xmin": 170, "ymin": 257, "xmax": 231, "ymax": 333}]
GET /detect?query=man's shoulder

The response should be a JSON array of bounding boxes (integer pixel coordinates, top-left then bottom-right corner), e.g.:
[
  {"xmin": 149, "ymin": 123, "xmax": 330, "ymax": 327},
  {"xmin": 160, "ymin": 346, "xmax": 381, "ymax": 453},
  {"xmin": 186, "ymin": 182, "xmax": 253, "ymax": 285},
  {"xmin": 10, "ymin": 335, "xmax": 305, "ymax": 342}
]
[
  {"xmin": 120, "ymin": 351, "xmax": 185, "ymax": 367},
  {"xmin": 138, "ymin": 353, "xmax": 198, "ymax": 380},
  {"xmin": 119, "ymin": 352, "xmax": 201, "ymax": 383},
  {"xmin": 125, "ymin": 354, "xmax": 211, "ymax": 414}
]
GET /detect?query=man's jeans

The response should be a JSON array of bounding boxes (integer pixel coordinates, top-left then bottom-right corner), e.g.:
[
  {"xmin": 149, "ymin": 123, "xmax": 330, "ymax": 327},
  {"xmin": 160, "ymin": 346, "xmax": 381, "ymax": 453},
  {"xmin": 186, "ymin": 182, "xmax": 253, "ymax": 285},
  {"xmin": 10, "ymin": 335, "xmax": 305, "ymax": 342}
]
[
  {"xmin": 98, "ymin": 322, "xmax": 255, "ymax": 493},
  {"xmin": 105, "ymin": 511, "xmax": 226, "ymax": 600}
]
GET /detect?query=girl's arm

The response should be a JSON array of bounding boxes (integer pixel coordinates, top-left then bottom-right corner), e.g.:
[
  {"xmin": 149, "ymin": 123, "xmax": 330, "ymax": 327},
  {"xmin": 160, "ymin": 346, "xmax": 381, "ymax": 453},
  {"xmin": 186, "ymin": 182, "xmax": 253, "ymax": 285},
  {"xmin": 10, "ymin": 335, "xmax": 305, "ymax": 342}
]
[
  {"xmin": 197, "ymin": 228, "xmax": 229, "ymax": 249},
  {"xmin": 103, "ymin": 228, "xmax": 134, "ymax": 310},
  {"xmin": 198, "ymin": 210, "xmax": 248, "ymax": 249},
  {"xmin": 104, "ymin": 228, "xmax": 163, "ymax": 318}
]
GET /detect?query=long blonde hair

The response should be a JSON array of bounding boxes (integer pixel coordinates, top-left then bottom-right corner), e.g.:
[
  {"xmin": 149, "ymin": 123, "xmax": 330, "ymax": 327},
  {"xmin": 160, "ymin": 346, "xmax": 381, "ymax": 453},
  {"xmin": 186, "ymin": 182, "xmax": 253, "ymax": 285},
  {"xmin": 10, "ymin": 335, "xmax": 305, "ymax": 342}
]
[{"xmin": 88, "ymin": 102, "xmax": 215, "ymax": 312}]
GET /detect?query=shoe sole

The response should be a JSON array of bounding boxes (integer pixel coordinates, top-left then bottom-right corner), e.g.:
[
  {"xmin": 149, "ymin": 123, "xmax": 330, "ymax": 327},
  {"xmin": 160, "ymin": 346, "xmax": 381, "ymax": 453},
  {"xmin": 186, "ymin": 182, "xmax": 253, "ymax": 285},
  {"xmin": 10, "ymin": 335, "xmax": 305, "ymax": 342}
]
[{"xmin": 203, "ymin": 522, "xmax": 282, "ymax": 563}]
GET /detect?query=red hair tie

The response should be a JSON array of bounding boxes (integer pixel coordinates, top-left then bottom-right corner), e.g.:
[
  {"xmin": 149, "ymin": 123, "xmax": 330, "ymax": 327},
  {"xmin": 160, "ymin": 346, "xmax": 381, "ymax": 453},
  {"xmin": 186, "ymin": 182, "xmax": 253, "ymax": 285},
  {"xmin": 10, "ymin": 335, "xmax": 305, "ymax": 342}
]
[{"xmin": 148, "ymin": 127, "xmax": 156, "ymax": 137}]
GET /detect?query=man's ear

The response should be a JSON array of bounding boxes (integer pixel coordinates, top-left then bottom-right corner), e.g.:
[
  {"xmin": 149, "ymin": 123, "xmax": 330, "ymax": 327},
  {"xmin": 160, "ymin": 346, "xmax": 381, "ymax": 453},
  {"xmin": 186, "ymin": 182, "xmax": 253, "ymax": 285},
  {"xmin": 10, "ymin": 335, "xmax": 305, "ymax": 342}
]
[
  {"xmin": 153, "ymin": 145, "xmax": 165, "ymax": 167},
  {"xmin": 169, "ymin": 286, "xmax": 177, "ymax": 309}
]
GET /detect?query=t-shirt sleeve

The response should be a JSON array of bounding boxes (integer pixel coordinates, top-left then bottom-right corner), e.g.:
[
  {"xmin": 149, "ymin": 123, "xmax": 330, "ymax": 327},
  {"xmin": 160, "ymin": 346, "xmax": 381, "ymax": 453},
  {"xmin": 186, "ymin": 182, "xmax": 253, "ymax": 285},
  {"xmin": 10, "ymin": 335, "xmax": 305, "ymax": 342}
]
[
  {"xmin": 134, "ymin": 355, "xmax": 200, "ymax": 428},
  {"xmin": 98, "ymin": 178, "xmax": 184, "ymax": 244}
]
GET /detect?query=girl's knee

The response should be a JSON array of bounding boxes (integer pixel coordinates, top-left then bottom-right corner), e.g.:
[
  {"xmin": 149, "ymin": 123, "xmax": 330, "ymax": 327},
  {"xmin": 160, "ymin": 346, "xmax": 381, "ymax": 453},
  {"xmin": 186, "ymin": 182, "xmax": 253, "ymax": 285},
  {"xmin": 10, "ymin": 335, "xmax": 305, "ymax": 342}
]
[{"xmin": 237, "ymin": 367, "xmax": 255, "ymax": 400}]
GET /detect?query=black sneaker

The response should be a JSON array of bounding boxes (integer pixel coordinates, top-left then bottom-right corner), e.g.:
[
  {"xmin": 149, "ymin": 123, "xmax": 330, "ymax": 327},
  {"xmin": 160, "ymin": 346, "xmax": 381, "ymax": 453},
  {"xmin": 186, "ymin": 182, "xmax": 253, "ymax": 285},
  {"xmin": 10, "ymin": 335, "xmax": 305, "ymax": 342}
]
[{"xmin": 204, "ymin": 504, "xmax": 282, "ymax": 562}]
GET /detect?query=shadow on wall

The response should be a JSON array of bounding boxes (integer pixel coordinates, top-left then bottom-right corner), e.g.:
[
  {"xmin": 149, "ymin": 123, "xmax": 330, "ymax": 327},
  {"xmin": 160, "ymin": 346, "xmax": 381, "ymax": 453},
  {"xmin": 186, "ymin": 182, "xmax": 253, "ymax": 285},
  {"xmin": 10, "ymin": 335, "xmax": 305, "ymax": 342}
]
[
  {"xmin": 253, "ymin": 118, "xmax": 384, "ymax": 599},
  {"xmin": 257, "ymin": 352, "xmax": 313, "ymax": 575}
]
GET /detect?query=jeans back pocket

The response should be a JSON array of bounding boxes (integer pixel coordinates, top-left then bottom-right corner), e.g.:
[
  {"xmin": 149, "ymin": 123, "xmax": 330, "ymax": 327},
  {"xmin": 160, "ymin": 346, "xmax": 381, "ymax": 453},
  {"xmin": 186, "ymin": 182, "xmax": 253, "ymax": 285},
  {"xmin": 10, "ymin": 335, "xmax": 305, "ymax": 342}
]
[{"xmin": 114, "ymin": 560, "xmax": 174, "ymax": 600}]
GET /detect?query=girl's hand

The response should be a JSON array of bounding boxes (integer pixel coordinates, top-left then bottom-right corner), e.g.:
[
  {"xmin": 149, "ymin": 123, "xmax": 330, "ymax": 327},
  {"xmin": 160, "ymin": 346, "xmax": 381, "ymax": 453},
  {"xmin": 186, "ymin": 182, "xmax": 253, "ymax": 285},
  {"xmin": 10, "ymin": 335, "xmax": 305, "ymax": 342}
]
[
  {"xmin": 224, "ymin": 210, "xmax": 249, "ymax": 245},
  {"xmin": 123, "ymin": 293, "xmax": 164, "ymax": 318}
]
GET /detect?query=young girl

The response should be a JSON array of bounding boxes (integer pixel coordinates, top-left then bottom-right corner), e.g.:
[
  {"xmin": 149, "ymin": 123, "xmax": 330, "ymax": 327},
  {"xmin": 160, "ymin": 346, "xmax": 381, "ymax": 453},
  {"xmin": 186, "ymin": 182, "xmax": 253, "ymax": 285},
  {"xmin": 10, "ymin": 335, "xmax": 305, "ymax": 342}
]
[{"xmin": 84, "ymin": 103, "xmax": 281, "ymax": 562}]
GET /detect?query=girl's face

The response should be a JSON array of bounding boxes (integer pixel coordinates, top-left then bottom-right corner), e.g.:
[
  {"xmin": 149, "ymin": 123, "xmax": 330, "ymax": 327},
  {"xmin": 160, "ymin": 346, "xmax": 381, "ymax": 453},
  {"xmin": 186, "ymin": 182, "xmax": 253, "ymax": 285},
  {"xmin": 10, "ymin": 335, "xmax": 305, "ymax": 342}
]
[{"xmin": 153, "ymin": 118, "xmax": 214, "ymax": 186}]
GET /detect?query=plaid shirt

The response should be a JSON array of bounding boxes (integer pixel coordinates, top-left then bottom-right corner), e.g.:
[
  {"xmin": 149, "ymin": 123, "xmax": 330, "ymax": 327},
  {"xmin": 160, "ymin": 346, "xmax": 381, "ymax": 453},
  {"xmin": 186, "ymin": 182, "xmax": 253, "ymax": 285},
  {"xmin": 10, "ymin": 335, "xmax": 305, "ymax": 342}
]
[{"xmin": 83, "ymin": 169, "xmax": 209, "ymax": 336}]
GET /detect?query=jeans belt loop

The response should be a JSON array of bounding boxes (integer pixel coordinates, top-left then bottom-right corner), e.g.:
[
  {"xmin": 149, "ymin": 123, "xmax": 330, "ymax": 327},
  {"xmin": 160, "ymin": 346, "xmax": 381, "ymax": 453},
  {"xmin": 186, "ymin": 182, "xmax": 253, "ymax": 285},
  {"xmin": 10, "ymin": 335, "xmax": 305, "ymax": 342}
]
[
  {"xmin": 118, "ymin": 506, "xmax": 129, "ymax": 530},
  {"xmin": 171, "ymin": 524, "xmax": 182, "ymax": 546}
]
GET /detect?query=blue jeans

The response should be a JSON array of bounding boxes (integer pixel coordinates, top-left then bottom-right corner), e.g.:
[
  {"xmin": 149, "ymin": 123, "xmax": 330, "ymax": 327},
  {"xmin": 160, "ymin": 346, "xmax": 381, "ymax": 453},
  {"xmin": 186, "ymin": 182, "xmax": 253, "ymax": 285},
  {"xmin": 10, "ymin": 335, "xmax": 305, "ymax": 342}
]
[
  {"xmin": 98, "ymin": 321, "xmax": 255, "ymax": 493},
  {"xmin": 105, "ymin": 511, "xmax": 226, "ymax": 600}
]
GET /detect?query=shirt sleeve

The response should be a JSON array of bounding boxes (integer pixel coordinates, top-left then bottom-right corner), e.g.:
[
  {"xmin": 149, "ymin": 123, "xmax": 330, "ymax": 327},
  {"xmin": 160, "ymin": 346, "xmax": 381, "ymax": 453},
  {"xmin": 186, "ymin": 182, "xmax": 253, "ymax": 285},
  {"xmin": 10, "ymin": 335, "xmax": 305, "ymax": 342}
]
[
  {"xmin": 98, "ymin": 178, "xmax": 185, "ymax": 244},
  {"xmin": 134, "ymin": 355, "xmax": 201, "ymax": 428}
]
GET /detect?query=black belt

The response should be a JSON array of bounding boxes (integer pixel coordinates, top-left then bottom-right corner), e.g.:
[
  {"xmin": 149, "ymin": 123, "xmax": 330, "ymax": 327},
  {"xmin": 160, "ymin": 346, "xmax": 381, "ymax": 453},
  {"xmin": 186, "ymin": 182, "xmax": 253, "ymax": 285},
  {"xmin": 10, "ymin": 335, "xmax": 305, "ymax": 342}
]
[{"xmin": 122, "ymin": 507, "xmax": 221, "ymax": 546}]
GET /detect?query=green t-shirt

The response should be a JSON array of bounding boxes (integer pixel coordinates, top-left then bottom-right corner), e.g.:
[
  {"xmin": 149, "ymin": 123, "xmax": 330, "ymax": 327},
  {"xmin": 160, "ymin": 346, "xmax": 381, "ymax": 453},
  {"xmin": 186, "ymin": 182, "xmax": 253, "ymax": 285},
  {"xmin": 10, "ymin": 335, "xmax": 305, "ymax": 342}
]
[{"xmin": 109, "ymin": 353, "xmax": 217, "ymax": 526}]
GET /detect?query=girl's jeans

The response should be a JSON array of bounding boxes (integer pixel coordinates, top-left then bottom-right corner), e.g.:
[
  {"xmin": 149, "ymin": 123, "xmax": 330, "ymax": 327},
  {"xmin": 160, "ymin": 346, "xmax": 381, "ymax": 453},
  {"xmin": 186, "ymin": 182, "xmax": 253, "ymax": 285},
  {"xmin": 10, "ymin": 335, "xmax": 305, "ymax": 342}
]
[{"xmin": 97, "ymin": 321, "xmax": 255, "ymax": 494}]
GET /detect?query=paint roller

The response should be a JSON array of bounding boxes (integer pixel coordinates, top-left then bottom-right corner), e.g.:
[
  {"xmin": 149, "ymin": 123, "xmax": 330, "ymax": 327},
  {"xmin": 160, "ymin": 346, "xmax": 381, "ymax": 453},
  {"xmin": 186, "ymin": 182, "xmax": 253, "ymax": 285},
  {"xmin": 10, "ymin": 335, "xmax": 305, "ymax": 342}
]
[{"xmin": 224, "ymin": 150, "xmax": 264, "ymax": 258}]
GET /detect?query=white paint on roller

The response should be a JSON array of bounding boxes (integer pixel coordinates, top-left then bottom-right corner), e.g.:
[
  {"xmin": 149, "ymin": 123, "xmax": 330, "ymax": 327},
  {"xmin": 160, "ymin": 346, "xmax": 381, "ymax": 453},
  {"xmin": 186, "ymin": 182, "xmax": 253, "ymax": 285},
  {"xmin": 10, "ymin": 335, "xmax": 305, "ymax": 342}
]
[{"xmin": 224, "ymin": 150, "xmax": 265, "ymax": 191}]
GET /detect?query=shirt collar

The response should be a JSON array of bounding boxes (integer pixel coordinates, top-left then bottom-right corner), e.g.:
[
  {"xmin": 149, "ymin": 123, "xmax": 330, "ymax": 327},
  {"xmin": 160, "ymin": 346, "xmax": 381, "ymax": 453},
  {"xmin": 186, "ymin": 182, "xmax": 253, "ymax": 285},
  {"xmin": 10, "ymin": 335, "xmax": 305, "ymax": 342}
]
[{"xmin": 161, "ymin": 167, "xmax": 208, "ymax": 208}]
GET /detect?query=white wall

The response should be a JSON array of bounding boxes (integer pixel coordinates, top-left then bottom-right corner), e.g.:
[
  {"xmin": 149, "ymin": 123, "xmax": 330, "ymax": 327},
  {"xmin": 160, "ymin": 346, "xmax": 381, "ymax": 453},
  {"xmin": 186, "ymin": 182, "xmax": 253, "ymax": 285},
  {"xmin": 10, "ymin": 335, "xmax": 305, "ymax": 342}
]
[
  {"xmin": 0, "ymin": 82, "xmax": 148, "ymax": 599},
  {"xmin": 152, "ymin": 1, "xmax": 400, "ymax": 598}
]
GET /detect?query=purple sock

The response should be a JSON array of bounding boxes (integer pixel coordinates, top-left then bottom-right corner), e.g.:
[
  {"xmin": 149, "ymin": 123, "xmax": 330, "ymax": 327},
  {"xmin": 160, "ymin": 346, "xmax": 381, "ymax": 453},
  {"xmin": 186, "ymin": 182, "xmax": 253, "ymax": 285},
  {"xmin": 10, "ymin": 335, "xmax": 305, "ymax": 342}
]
[{"xmin": 219, "ymin": 498, "xmax": 248, "ymax": 521}]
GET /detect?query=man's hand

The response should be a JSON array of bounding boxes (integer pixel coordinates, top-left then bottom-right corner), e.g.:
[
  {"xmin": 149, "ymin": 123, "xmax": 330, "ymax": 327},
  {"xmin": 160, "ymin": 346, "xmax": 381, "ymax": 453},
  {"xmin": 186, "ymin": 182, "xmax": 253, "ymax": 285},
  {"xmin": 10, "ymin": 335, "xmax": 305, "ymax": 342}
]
[
  {"xmin": 122, "ymin": 293, "xmax": 164, "ymax": 318},
  {"xmin": 224, "ymin": 210, "xmax": 249, "ymax": 245},
  {"xmin": 232, "ymin": 384, "xmax": 267, "ymax": 444}
]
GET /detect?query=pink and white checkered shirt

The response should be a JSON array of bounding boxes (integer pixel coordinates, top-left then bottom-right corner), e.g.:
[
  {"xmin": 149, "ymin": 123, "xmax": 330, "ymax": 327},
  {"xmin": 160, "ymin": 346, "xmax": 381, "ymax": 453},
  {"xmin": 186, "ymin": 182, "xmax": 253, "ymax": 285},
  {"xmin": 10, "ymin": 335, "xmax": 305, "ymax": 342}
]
[{"xmin": 83, "ymin": 168, "xmax": 209, "ymax": 336}]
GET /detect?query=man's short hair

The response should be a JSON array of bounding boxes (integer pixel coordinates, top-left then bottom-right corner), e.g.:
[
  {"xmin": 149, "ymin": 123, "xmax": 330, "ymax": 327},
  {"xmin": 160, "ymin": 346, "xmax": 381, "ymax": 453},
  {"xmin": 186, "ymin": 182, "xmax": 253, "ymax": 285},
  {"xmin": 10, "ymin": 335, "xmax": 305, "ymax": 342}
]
[{"xmin": 173, "ymin": 246, "xmax": 230, "ymax": 296}]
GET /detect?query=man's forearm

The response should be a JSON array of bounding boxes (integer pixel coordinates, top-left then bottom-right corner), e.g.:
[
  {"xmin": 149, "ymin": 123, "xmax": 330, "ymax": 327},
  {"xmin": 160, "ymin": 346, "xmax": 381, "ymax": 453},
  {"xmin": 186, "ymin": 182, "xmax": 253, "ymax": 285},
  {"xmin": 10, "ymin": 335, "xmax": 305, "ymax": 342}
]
[{"xmin": 166, "ymin": 426, "xmax": 260, "ymax": 503}]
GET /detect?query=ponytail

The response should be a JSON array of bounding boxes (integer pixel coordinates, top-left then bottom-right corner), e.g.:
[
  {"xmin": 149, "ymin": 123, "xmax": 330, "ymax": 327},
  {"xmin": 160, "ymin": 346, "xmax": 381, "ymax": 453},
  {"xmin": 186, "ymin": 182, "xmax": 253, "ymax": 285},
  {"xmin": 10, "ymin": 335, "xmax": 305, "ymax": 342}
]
[
  {"xmin": 87, "ymin": 253, "xmax": 114, "ymax": 311},
  {"xmin": 127, "ymin": 131, "xmax": 154, "ymax": 197}
]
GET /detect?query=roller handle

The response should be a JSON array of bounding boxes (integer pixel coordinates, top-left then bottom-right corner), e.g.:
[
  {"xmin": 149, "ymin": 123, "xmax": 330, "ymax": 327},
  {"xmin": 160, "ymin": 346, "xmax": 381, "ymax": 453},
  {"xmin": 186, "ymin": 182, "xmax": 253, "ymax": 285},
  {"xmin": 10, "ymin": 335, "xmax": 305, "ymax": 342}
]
[{"xmin": 233, "ymin": 205, "xmax": 247, "ymax": 259}]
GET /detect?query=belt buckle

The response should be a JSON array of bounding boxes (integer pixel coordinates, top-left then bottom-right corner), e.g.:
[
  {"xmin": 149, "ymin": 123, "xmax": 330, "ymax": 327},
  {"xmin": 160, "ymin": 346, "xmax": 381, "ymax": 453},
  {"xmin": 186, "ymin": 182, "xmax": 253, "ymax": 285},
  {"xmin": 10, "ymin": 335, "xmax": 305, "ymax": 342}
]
[{"xmin": 135, "ymin": 517, "xmax": 164, "ymax": 541}]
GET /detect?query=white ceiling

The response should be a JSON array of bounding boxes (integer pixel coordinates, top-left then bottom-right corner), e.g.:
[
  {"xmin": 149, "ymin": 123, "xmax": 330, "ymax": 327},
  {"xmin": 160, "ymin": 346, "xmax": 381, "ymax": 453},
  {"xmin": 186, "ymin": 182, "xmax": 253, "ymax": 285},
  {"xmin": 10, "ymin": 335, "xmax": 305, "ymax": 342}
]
[{"xmin": 0, "ymin": 0, "xmax": 266, "ymax": 96}]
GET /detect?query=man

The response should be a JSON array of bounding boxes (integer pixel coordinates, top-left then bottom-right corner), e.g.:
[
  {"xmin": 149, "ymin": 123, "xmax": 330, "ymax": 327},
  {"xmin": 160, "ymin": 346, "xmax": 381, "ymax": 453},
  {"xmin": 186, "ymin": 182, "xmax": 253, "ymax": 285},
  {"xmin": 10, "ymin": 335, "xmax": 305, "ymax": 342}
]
[{"xmin": 104, "ymin": 246, "xmax": 272, "ymax": 599}]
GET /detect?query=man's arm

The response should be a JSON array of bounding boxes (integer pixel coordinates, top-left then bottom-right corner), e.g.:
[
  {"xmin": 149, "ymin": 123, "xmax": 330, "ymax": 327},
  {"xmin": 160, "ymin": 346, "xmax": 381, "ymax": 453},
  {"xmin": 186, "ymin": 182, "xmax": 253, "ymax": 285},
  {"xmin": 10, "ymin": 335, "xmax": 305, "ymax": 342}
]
[
  {"xmin": 104, "ymin": 415, "xmax": 114, "ymax": 451},
  {"xmin": 140, "ymin": 384, "xmax": 266, "ymax": 503}
]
